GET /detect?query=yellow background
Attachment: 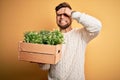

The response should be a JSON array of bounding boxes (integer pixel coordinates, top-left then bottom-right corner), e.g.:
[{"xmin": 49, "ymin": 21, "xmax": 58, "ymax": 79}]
[{"xmin": 0, "ymin": 0, "xmax": 120, "ymax": 80}]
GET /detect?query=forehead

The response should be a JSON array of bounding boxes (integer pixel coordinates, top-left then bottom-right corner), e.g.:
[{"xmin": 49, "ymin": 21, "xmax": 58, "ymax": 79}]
[{"xmin": 56, "ymin": 7, "xmax": 70, "ymax": 14}]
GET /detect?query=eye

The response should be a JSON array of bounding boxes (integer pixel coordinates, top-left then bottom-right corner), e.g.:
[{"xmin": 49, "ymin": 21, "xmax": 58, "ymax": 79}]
[
  {"xmin": 63, "ymin": 14, "xmax": 69, "ymax": 17},
  {"xmin": 57, "ymin": 13, "xmax": 69, "ymax": 17},
  {"xmin": 57, "ymin": 14, "xmax": 61, "ymax": 16}
]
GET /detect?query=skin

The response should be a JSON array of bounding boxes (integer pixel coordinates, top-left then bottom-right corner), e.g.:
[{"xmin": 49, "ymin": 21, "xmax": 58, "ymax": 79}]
[{"xmin": 56, "ymin": 7, "xmax": 73, "ymax": 33}]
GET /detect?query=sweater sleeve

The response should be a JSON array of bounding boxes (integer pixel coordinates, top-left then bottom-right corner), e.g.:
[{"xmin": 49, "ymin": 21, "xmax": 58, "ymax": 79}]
[{"xmin": 71, "ymin": 11, "xmax": 102, "ymax": 43}]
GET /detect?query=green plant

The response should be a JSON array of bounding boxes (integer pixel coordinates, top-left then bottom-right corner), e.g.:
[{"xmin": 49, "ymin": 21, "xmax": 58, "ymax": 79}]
[{"xmin": 24, "ymin": 30, "xmax": 64, "ymax": 45}]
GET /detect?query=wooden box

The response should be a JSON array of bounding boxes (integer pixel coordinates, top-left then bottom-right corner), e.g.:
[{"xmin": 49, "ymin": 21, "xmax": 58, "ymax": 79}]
[{"xmin": 18, "ymin": 41, "xmax": 62, "ymax": 64}]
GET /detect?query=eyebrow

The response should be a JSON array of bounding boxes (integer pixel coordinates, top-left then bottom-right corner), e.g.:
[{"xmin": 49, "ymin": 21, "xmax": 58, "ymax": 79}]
[{"xmin": 56, "ymin": 13, "xmax": 69, "ymax": 17}]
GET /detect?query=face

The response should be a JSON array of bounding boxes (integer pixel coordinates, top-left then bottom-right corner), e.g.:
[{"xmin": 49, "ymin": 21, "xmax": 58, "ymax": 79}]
[{"xmin": 56, "ymin": 7, "xmax": 72, "ymax": 29}]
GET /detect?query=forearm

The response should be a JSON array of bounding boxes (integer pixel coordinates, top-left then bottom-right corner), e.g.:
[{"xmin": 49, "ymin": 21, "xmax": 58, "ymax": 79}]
[{"xmin": 71, "ymin": 11, "xmax": 102, "ymax": 32}]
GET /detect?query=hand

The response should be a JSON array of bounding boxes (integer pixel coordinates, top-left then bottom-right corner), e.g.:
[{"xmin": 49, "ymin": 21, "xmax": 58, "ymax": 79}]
[
  {"xmin": 57, "ymin": 7, "xmax": 72, "ymax": 17},
  {"xmin": 39, "ymin": 63, "xmax": 46, "ymax": 67},
  {"xmin": 64, "ymin": 7, "xmax": 72, "ymax": 17}
]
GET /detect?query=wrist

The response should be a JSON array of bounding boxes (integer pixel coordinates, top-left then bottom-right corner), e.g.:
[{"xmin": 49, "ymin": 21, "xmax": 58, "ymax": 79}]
[
  {"xmin": 71, "ymin": 11, "xmax": 76, "ymax": 15},
  {"xmin": 71, "ymin": 11, "xmax": 82, "ymax": 19}
]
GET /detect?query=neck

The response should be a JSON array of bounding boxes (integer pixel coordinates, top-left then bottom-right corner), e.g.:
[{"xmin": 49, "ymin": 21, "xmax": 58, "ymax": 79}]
[{"xmin": 60, "ymin": 26, "xmax": 72, "ymax": 33}]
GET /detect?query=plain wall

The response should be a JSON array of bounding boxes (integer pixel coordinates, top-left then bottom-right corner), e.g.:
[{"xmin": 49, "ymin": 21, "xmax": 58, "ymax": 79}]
[{"xmin": 0, "ymin": 0, "xmax": 120, "ymax": 80}]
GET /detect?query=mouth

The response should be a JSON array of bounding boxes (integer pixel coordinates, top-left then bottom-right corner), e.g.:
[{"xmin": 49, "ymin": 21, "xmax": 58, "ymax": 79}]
[{"xmin": 59, "ymin": 19, "xmax": 67, "ymax": 24}]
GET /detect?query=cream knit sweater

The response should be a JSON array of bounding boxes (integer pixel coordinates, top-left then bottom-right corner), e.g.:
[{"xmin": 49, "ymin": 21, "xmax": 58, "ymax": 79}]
[{"xmin": 39, "ymin": 11, "xmax": 102, "ymax": 80}]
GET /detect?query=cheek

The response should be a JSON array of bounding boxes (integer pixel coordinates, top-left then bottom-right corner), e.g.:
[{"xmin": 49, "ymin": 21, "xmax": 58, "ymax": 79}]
[
  {"xmin": 66, "ymin": 18, "xmax": 71, "ymax": 23},
  {"xmin": 56, "ymin": 18, "xmax": 60, "ymax": 24}
]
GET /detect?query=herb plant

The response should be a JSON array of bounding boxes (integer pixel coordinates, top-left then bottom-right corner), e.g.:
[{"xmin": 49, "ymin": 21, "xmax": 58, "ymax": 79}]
[{"xmin": 24, "ymin": 30, "xmax": 64, "ymax": 45}]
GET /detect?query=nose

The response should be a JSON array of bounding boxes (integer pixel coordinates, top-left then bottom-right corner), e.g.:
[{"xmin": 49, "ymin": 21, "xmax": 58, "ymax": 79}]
[{"xmin": 60, "ymin": 14, "xmax": 65, "ymax": 19}]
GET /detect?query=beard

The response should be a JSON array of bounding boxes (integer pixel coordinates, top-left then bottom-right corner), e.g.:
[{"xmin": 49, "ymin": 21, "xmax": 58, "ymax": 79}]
[
  {"xmin": 57, "ymin": 18, "xmax": 72, "ymax": 29},
  {"xmin": 57, "ymin": 23, "xmax": 71, "ymax": 29}
]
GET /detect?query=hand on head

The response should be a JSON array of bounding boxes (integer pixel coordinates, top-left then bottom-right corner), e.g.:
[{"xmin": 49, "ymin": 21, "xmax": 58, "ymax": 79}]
[{"xmin": 57, "ymin": 7, "xmax": 72, "ymax": 17}]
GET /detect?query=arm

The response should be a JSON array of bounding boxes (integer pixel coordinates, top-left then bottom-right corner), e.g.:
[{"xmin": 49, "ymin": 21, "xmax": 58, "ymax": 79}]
[
  {"xmin": 71, "ymin": 11, "xmax": 102, "ymax": 32},
  {"xmin": 71, "ymin": 11, "xmax": 102, "ymax": 43}
]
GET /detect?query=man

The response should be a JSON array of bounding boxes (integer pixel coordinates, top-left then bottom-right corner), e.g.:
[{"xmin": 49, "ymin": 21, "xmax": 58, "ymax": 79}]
[{"xmin": 39, "ymin": 2, "xmax": 102, "ymax": 80}]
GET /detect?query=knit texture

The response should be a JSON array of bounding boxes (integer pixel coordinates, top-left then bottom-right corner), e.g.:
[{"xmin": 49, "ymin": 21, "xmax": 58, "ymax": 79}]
[{"xmin": 39, "ymin": 11, "xmax": 102, "ymax": 80}]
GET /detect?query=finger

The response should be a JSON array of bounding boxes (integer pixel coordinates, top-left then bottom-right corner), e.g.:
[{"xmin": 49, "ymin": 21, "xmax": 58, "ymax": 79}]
[
  {"xmin": 64, "ymin": 8, "xmax": 72, "ymax": 16},
  {"xmin": 57, "ymin": 8, "xmax": 65, "ymax": 14}
]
